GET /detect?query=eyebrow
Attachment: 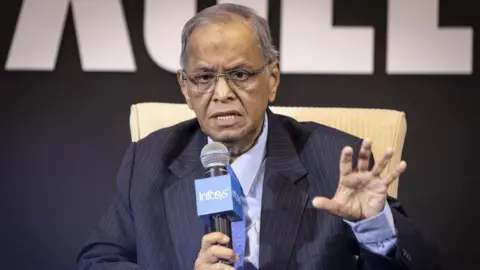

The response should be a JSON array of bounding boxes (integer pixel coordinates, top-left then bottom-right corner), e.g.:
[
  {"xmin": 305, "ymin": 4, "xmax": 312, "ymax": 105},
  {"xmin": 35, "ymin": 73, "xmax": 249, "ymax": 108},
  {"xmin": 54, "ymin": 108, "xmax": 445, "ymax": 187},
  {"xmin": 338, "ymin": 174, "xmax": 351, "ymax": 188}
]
[
  {"xmin": 188, "ymin": 62, "xmax": 255, "ymax": 73},
  {"xmin": 225, "ymin": 63, "xmax": 254, "ymax": 70},
  {"xmin": 189, "ymin": 66, "xmax": 215, "ymax": 73}
]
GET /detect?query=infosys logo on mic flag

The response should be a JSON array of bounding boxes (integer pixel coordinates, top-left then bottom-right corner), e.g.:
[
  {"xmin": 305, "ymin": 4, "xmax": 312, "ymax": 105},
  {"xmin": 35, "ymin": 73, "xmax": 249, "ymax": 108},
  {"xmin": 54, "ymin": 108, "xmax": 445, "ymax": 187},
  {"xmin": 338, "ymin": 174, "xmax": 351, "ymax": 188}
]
[
  {"xmin": 199, "ymin": 188, "xmax": 242, "ymax": 204},
  {"xmin": 195, "ymin": 168, "xmax": 243, "ymax": 224},
  {"xmin": 198, "ymin": 188, "xmax": 229, "ymax": 201}
]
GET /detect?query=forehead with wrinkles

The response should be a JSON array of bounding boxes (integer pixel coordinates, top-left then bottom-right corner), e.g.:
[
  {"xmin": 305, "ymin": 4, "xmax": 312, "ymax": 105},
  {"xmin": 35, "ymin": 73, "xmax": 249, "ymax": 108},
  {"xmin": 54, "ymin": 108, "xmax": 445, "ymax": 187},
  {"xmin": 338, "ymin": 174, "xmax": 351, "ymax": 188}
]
[{"xmin": 185, "ymin": 16, "xmax": 264, "ymax": 71}]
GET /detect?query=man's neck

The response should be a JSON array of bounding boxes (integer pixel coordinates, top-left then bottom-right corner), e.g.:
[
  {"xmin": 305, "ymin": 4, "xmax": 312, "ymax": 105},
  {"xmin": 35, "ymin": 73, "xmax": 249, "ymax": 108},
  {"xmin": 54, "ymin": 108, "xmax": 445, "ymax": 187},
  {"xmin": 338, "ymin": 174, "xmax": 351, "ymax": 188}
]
[{"xmin": 226, "ymin": 116, "xmax": 266, "ymax": 163}]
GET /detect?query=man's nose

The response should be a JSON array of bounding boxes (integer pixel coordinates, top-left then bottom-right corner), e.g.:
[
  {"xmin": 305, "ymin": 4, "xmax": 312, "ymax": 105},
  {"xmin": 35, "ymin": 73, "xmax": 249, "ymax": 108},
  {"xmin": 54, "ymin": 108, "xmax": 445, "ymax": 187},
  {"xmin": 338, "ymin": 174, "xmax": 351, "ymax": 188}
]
[{"xmin": 212, "ymin": 76, "xmax": 235, "ymax": 102}]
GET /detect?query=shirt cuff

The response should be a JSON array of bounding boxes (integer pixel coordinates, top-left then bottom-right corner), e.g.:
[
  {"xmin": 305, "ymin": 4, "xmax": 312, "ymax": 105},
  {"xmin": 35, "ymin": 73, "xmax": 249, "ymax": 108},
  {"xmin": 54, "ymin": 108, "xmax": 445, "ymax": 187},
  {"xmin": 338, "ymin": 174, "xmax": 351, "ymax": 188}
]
[{"xmin": 344, "ymin": 203, "xmax": 397, "ymax": 244}]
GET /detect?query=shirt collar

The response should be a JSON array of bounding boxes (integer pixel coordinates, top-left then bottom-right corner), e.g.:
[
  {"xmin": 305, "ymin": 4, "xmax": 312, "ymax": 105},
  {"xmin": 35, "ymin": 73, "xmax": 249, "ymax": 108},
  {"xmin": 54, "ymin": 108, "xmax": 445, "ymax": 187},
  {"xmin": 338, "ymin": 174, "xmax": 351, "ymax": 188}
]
[{"xmin": 207, "ymin": 113, "xmax": 268, "ymax": 195}]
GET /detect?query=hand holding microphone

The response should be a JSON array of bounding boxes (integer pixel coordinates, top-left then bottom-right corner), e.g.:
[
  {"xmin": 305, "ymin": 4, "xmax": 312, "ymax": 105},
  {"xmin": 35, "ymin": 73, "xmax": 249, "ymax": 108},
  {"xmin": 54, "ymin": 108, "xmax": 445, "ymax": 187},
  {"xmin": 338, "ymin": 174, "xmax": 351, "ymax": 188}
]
[
  {"xmin": 194, "ymin": 232, "xmax": 237, "ymax": 270},
  {"xmin": 194, "ymin": 142, "xmax": 244, "ymax": 269}
]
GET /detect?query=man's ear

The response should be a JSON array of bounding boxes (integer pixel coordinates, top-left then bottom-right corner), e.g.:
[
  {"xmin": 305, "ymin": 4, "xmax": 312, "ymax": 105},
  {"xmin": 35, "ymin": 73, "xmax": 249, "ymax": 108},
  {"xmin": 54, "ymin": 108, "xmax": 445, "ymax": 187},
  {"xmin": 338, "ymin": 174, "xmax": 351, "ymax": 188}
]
[
  {"xmin": 177, "ymin": 69, "xmax": 193, "ymax": 110},
  {"xmin": 268, "ymin": 61, "xmax": 280, "ymax": 103}
]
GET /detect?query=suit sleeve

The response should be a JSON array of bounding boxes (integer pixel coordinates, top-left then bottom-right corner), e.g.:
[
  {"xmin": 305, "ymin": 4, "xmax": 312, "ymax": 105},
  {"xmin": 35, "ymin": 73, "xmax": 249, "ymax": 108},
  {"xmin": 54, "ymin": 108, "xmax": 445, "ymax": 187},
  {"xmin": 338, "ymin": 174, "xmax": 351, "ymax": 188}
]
[
  {"xmin": 352, "ymin": 150, "xmax": 441, "ymax": 270},
  {"xmin": 354, "ymin": 196, "xmax": 441, "ymax": 270},
  {"xmin": 75, "ymin": 143, "xmax": 154, "ymax": 270}
]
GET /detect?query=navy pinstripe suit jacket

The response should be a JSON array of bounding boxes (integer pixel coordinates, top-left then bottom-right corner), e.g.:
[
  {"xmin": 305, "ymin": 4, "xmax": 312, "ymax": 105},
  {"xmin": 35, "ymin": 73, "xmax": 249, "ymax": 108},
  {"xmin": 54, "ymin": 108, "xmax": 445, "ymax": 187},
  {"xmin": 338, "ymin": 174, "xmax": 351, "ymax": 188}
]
[{"xmin": 76, "ymin": 109, "xmax": 439, "ymax": 270}]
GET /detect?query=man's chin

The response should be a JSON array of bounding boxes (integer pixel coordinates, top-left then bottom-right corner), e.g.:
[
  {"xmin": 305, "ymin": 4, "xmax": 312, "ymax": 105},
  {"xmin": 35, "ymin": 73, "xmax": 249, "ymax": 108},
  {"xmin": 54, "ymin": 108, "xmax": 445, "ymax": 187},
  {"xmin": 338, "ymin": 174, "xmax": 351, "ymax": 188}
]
[
  {"xmin": 205, "ymin": 128, "xmax": 240, "ymax": 142},
  {"xmin": 211, "ymin": 134, "xmax": 240, "ymax": 144}
]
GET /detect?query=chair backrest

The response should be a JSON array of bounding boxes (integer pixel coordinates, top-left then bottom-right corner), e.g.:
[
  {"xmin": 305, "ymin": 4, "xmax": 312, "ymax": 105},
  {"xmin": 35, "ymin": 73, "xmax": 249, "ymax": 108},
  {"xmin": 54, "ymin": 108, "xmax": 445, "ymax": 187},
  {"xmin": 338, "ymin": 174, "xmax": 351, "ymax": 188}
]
[{"xmin": 129, "ymin": 102, "xmax": 407, "ymax": 198}]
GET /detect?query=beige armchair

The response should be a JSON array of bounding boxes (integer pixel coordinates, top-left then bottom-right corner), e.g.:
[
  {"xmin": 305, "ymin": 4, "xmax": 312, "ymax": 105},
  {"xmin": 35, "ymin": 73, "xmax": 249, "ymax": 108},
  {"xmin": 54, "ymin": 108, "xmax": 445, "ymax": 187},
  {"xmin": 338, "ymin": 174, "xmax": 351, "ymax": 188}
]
[{"xmin": 129, "ymin": 102, "xmax": 407, "ymax": 198}]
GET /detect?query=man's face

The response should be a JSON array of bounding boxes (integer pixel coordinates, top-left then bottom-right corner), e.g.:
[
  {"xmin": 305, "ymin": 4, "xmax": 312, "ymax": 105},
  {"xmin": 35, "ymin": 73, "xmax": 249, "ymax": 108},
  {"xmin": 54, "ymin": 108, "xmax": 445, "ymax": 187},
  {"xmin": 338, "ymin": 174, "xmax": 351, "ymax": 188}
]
[{"xmin": 177, "ymin": 19, "xmax": 280, "ymax": 148}]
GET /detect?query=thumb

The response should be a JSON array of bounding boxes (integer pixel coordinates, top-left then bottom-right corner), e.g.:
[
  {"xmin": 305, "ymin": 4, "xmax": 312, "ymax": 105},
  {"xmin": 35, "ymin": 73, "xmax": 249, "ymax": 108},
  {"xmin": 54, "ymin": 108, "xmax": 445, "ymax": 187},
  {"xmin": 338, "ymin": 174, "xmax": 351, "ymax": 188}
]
[{"xmin": 312, "ymin": 197, "xmax": 342, "ymax": 216}]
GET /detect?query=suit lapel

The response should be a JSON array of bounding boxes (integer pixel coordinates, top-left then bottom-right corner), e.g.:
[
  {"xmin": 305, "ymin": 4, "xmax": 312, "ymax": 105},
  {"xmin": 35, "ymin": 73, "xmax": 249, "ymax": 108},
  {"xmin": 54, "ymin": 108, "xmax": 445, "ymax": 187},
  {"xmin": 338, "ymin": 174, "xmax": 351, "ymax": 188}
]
[
  {"xmin": 160, "ymin": 112, "xmax": 310, "ymax": 269},
  {"xmin": 163, "ymin": 125, "xmax": 208, "ymax": 270},
  {"xmin": 259, "ymin": 110, "xmax": 309, "ymax": 270}
]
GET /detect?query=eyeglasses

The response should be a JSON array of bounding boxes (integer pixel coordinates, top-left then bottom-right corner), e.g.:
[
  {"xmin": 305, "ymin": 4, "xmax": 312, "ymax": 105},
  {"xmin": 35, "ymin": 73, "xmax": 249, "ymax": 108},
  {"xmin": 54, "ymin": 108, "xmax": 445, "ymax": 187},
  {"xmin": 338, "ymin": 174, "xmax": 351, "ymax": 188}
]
[{"xmin": 182, "ymin": 63, "xmax": 268, "ymax": 93}]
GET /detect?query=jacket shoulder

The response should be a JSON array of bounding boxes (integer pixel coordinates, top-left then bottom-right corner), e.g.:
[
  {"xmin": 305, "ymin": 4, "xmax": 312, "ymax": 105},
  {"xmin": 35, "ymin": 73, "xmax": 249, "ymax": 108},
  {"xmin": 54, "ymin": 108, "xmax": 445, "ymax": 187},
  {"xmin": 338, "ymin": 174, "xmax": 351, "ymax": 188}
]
[
  {"xmin": 135, "ymin": 118, "xmax": 198, "ymax": 144},
  {"xmin": 131, "ymin": 118, "xmax": 200, "ymax": 165}
]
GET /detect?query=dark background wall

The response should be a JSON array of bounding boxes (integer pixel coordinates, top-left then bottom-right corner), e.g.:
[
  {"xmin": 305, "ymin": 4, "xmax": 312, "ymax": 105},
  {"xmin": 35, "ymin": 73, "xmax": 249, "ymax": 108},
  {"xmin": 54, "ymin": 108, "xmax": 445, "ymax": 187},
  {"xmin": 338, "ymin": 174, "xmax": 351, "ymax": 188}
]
[{"xmin": 0, "ymin": 1, "xmax": 477, "ymax": 269}]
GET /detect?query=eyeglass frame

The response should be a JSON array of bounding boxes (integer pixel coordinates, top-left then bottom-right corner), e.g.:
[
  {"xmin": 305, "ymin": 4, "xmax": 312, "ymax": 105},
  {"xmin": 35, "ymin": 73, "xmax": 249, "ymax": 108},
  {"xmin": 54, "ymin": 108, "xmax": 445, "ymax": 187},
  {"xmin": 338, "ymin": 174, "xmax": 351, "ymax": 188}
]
[{"xmin": 181, "ymin": 62, "xmax": 270, "ymax": 93}]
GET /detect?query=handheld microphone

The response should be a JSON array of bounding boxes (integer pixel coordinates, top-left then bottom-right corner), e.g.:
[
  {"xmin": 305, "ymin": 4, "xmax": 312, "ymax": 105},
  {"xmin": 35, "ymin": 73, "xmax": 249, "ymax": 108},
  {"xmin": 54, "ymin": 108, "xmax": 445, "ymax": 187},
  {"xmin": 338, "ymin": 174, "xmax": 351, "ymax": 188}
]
[{"xmin": 195, "ymin": 142, "xmax": 243, "ymax": 264}]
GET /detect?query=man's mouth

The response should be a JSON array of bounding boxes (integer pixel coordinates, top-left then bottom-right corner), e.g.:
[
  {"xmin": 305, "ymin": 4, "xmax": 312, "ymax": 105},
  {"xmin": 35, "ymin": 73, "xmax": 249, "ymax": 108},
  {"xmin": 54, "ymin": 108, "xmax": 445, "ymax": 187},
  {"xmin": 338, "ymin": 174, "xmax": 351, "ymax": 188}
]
[
  {"xmin": 211, "ymin": 111, "xmax": 242, "ymax": 126},
  {"xmin": 211, "ymin": 110, "xmax": 241, "ymax": 119},
  {"xmin": 217, "ymin": 115, "xmax": 236, "ymax": 120}
]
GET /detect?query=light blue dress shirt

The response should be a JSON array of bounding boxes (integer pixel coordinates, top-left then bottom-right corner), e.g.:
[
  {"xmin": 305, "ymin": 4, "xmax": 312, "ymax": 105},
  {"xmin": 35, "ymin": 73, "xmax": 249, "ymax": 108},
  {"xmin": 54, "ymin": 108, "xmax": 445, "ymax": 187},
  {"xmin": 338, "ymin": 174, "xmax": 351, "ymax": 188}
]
[{"xmin": 209, "ymin": 114, "xmax": 397, "ymax": 269}]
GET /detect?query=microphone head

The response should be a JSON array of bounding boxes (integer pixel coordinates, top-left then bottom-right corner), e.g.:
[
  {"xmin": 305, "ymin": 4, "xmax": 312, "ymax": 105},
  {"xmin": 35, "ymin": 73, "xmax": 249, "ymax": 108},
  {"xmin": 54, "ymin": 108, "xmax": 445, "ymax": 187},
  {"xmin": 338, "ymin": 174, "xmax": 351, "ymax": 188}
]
[{"xmin": 200, "ymin": 142, "xmax": 230, "ymax": 169}]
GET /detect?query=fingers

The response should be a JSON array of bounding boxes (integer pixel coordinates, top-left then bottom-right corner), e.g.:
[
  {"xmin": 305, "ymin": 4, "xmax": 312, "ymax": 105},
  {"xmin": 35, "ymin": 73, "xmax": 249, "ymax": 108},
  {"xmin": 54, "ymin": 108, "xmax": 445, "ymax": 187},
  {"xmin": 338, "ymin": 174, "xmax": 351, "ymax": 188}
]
[
  {"xmin": 205, "ymin": 245, "xmax": 237, "ymax": 264},
  {"xmin": 340, "ymin": 146, "xmax": 354, "ymax": 176},
  {"xmin": 342, "ymin": 173, "xmax": 371, "ymax": 187},
  {"xmin": 196, "ymin": 260, "xmax": 235, "ymax": 270},
  {"xmin": 382, "ymin": 161, "xmax": 407, "ymax": 186},
  {"xmin": 195, "ymin": 232, "xmax": 237, "ymax": 270},
  {"xmin": 371, "ymin": 148, "xmax": 394, "ymax": 176},
  {"xmin": 211, "ymin": 263, "xmax": 235, "ymax": 270},
  {"xmin": 312, "ymin": 197, "xmax": 343, "ymax": 216},
  {"xmin": 357, "ymin": 138, "xmax": 372, "ymax": 172},
  {"xmin": 340, "ymin": 139, "xmax": 372, "ymax": 176},
  {"xmin": 341, "ymin": 140, "xmax": 405, "ymax": 187},
  {"xmin": 200, "ymin": 232, "xmax": 229, "ymax": 253}
]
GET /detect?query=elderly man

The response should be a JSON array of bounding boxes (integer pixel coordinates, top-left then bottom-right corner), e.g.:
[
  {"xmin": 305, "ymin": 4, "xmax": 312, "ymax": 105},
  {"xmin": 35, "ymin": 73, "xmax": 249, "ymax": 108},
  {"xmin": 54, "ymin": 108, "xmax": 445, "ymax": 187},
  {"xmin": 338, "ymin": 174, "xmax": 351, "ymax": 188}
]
[{"xmin": 76, "ymin": 3, "xmax": 439, "ymax": 270}]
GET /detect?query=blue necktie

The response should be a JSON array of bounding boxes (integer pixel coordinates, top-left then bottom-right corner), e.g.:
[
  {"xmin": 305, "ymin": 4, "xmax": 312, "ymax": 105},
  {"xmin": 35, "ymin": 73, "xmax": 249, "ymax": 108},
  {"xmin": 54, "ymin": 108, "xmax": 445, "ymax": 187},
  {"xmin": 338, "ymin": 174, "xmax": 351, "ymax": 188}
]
[{"xmin": 231, "ymin": 198, "xmax": 246, "ymax": 269}]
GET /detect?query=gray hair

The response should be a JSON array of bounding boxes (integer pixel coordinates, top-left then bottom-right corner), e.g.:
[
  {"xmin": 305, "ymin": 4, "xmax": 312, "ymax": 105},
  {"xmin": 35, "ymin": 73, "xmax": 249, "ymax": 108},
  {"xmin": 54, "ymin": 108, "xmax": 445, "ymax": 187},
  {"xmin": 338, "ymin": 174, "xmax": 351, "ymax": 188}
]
[{"xmin": 180, "ymin": 3, "xmax": 279, "ymax": 69}]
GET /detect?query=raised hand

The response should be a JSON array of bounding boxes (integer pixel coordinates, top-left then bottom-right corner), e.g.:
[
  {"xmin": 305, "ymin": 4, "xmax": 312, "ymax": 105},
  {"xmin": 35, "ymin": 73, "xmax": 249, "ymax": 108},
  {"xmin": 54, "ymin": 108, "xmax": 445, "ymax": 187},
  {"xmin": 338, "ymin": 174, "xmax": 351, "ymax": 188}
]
[{"xmin": 312, "ymin": 138, "xmax": 407, "ymax": 221}]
